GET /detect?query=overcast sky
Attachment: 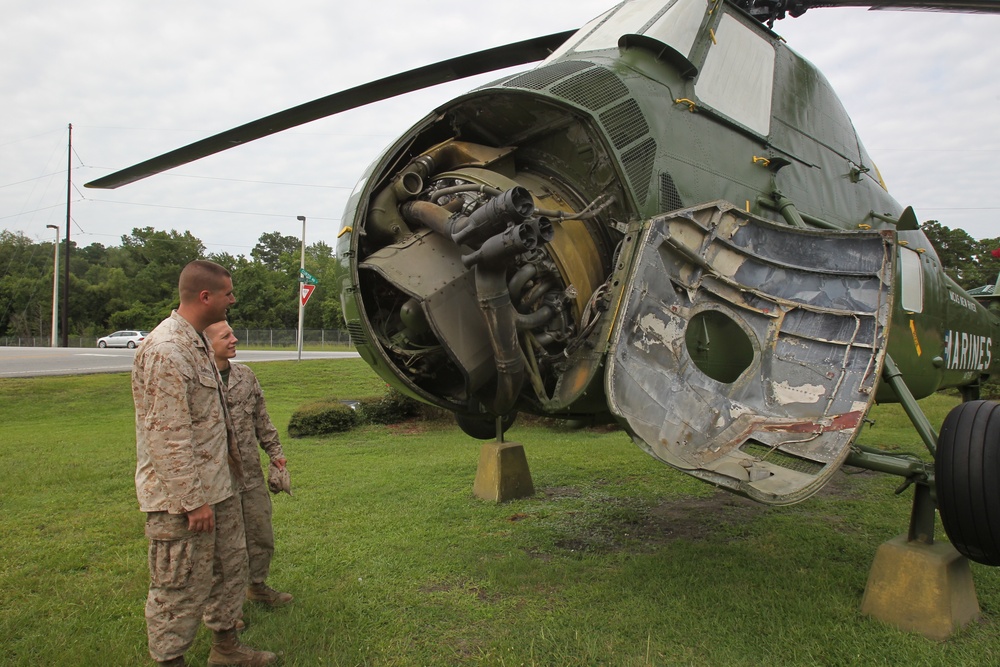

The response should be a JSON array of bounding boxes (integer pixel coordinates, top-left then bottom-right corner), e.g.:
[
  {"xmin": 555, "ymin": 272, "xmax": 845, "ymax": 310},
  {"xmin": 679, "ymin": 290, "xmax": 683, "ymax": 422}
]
[{"xmin": 3, "ymin": 1, "xmax": 998, "ymax": 259}]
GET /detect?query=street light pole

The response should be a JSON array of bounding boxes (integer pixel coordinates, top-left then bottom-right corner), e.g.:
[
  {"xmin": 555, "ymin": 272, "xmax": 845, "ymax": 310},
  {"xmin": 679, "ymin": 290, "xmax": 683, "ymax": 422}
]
[
  {"xmin": 62, "ymin": 123, "xmax": 71, "ymax": 347},
  {"xmin": 297, "ymin": 215, "xmax": 306, "ymax": 362},
  {"xmin": 46, "ymin": 224, "xmax": 59, "ymax": 347}
]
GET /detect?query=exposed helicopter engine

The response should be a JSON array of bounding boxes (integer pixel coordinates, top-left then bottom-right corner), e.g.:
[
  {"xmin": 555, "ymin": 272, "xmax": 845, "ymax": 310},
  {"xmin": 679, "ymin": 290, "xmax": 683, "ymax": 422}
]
[{"xmin": 347, "ymin": 135, "xmax": 622, "ymax": 427}]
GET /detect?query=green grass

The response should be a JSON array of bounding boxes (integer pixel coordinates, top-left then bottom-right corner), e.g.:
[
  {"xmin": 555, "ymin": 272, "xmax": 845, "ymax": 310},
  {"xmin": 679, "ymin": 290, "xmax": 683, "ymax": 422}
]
[{"xmin": 1, "ymin": 363, "xmax": 999, "ymax": 666}]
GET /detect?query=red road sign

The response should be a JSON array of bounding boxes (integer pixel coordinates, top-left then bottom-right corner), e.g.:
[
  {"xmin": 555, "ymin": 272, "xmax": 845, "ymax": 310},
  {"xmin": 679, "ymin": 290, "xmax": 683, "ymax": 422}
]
[{"xmin": 300, "ymin": 283, "xmax": 316, "ymax": 307}]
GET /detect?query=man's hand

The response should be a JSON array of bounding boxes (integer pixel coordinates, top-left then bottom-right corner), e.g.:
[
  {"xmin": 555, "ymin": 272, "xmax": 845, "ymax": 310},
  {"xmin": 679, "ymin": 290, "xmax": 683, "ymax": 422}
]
[
  {"xmin": 273, "ymin": 457, "xmax": 287, "ymax": 471},
  {"xmin": 187, "ymin": 504, "xmax": 215, "ymax": 533}
]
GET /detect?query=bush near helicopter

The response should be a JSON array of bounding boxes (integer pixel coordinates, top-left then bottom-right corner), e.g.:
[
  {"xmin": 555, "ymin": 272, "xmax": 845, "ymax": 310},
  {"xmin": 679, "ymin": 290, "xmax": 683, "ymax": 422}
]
[{"xmin": 88, "ymin": 0, "xmax": 1000, "ymax": 567}]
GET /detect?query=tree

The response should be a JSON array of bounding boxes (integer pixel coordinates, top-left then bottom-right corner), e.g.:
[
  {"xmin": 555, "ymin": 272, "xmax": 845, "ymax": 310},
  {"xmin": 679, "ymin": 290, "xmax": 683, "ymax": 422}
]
[
  {"xmin": 251, "ymin": 232, "xmax": 300, "ymax": 271},
  {"xmin": 119, "ymin": 228, "xmax": 204, "ymax": 310},
  {"xmin": 0, "ymin": 231, "xmax": 53, "ymax": 337},
  {"xmin": 922, "ymin": 220, "xmax": 1000, "ymax": 290},
  {"xmin": 922, "ymin": 220, "xmax": 977, "ymax": 287},
  {"xmin": 969, "ymin": 236, "xmax": 1000, "ymax": 290},
  {"xmin": 228, "ymin": 257, "xmax": 297, "ymax": 329}
]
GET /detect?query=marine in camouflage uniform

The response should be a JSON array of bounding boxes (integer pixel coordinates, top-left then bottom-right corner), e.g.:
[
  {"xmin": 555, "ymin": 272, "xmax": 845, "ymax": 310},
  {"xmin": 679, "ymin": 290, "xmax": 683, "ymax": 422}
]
[
  {"xmin": 133, "ymin": 260, "xmax": 276, "ymax": 667},
  {"xmin": 205, "ymin": 321, "xmax": 293, "ymax": 607}
]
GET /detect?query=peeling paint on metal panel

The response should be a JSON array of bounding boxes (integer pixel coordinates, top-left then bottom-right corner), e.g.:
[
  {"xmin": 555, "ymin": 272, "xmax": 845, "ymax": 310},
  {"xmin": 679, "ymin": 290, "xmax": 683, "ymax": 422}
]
[
  {"xmin": 772, "ymin": 380, "xmax": 827, "ymax": 405},
  {"xmin": 710, "ymin": 247, "xmax": 746, "ymax": 279},
  {"xmin": 727, "ymin": 403, "xmax": 753, "ymax": 423},
  {"xmin": 630, "ymin": 312, "xmax": 682, "ymax": 354}
]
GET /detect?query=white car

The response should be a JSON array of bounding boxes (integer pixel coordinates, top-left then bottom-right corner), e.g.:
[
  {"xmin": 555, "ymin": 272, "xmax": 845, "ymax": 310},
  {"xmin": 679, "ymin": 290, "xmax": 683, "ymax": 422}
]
[{"xmin": 97, "ymin": 330, "xmax": 150, "ymax": 349}]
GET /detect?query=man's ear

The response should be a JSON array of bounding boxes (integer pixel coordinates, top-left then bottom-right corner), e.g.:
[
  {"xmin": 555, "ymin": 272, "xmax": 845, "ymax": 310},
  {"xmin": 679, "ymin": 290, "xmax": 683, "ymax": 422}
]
[{"xmin": 198, "ymin": 289, "xmax": 212, "ymax": 304}]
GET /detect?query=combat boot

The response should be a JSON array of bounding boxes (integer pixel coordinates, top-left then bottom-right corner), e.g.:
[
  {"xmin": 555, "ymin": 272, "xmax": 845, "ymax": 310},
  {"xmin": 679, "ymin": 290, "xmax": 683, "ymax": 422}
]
[
  {"xmin": 247, "ymin": 583, "xmax": 294, "ymax": 607},
  {"xmin": 207, "ymin": 628, "xmax": 277, "ymax": 666}
]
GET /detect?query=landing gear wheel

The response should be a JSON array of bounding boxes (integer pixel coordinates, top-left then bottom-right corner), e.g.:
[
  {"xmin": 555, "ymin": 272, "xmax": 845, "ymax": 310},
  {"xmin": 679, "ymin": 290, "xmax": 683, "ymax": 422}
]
[
  {"xmin": 455, "ymin": 412, "xmax": 517, "ymax": 440},
  {"xmin": 936, "ymin": 399, "xmax": 1000, "ymax": 566}
]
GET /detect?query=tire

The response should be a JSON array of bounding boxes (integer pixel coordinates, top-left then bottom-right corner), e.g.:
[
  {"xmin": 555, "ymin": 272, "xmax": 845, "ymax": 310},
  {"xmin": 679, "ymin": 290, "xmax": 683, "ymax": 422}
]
[
  {"xmin": 455, "ymin": 412, "xmax": 517, "ymax": 440},
  {"xmin": 127, "ymin": 341, "xmax": 136, "ymax": 349},
  {"xmin": 936, "ymin": 400, "xmax": 1000, "ymax": 566},
  {"xmin": 98, "ymin": 341, "xmax": 107, "ymax": 348}
]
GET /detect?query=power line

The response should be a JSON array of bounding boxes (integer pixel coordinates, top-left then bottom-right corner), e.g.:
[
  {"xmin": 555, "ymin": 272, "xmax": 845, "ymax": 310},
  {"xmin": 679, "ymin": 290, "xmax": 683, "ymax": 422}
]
[
  {"xmin": 1, "ymin": 196, "xmax": 341, "ymax": 223},
  {"xmin": 79, "ymin": 165, "xmax": 353, "ymax": 190},
  {"xmin": 0, "ymin": 201, "xmax": 76, "ymax": 221},
  {"xmin": 86, "ymin": 198, "xmax": 339, "ymax": 221},
  {"xmin": 0, "ymin": 169, "xmax": 80, "ymax": 190}
]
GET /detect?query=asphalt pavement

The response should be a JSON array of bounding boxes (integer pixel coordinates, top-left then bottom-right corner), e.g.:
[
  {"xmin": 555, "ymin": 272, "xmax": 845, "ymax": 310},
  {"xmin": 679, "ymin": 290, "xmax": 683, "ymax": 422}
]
[{"xmin": 0, "ymin": 346, "xmax": 359, "ymax": 378}]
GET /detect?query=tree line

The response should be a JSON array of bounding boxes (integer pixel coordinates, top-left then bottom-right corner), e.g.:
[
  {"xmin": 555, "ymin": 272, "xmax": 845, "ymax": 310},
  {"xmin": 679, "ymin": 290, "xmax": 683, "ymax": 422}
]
[
  {"xmin": 0, "ymin": 227, "xmax": 342, "ymax": 338},
  {"xmin": 0, "ymin": 220, "xmax": 997, "ymax": 339}
]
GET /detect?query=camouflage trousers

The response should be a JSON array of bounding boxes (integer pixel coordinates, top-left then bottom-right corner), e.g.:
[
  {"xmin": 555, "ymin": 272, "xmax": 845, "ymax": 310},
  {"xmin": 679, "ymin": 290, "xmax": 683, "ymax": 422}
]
[
  {"xmin": 144, "ymin": 495, "xmax": 248, "ymax": 663},
  {"xmin": 240, "ymin": 482, "xmax": 275, "ymax": 585}
]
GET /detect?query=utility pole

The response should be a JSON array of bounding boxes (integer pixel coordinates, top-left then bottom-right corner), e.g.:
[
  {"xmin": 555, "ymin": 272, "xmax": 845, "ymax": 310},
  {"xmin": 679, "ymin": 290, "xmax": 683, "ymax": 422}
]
[
  {"xmin": 46, "ymin": 225, "xmax": 59, "ymax": 347},
  {"xmin": 61, "ymin": 123, "xmax": 72, "ymax": 347},
  {"xmin": 297, "ymin": 215, "xmax": 306, "ymax": 361}
]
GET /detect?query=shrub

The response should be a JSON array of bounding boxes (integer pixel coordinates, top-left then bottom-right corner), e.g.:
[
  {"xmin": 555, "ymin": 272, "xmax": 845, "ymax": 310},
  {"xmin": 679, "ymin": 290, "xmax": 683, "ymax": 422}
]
[
  {"xmin": 355, "ymin": 387, "xmax": 421, "ymax": 425},
  {"xmin": 287, "ymin": 399, "xmax": 357, "ymax": 437},
  {"xmin": 982, "ymin": 377, "xmax": 1000, "ymax": 401}
]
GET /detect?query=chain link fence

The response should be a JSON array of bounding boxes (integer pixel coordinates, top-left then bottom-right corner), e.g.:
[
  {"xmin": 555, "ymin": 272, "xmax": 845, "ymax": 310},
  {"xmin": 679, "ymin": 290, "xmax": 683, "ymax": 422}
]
[{"xmin": 0, "ymin": 329, "xmax": 356, "ymax": 349}]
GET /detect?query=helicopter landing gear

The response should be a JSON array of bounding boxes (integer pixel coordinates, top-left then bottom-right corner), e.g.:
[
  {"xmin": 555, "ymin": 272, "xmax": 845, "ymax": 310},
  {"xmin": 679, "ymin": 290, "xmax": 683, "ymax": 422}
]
[
  {"xmin": 937, "ymin": 400, "xmax": 1000, "ymax": 566},
  {"xmin": 472, "ymin": 439, "xmax": 535, "ymax": 503},
  {"xmin": 857, "ymin": 469, "xmax": 982, "ymax": 640},
  {"xmin": 856, "ymin": 358, "xmax": 983, "ymax": 639},
  {"xmin": 470, "ymin": 413, "xmax": 534, "ymax": 503}
]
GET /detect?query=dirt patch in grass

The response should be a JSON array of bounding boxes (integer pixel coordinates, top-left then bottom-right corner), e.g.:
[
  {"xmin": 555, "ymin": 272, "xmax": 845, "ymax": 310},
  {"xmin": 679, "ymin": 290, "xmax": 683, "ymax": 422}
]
[
  {"xmin": 534, "ymin": 487, "xmax": 768, "ymax": 555},
  {"xmin": 642, "ymin": 492, "xmax": 765, "ymax": 543},
  {"xmin": 816, "ymin": 466, "xmax": 879, "ymax": 499},
  {"xmin": 530, "ymin": 468, "xmax": 881, "ymax": 556}
]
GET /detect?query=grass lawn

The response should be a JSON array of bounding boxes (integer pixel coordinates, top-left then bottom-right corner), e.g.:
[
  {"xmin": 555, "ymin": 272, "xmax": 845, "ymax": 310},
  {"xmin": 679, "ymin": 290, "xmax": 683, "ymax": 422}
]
[{"xmin": 1, "ymin": 359, "xmax": 999, "ymax": 666}]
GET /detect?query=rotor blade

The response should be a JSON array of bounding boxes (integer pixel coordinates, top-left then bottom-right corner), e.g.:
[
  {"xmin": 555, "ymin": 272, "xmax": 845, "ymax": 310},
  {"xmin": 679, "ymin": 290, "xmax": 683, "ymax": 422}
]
[
  {"xmin": 794, "ymin": 0, "xmax": 1000, "ymax": 14},
  {"xmin": 85, "ymin": 30, "xmax": 576, "ymax": 190},
  {"xmin": 822, "ymin": 0, "xmax": 1000, "ymax": 11},
  {"xmin": 740, "ymin": 0, "xmax": 1000, "ymax": 27}
]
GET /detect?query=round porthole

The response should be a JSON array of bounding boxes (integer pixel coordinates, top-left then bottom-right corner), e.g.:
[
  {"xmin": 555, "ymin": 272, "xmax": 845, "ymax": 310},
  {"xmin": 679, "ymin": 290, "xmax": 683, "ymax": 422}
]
[{"xmin": 684, "ymin": 310, "xmax": 754, "ymax": 383}]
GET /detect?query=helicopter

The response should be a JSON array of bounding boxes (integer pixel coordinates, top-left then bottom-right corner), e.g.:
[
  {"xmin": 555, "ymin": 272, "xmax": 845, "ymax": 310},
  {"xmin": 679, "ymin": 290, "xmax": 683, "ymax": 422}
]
[{"xmin": 88, "ymin": 0, "xmax": 1000, "ymax": 610}]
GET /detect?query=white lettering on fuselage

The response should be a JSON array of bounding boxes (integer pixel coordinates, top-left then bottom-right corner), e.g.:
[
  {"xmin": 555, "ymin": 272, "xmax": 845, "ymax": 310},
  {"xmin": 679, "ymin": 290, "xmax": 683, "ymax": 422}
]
[
  {"xmin": 949, "ymin": 290, "xmax": 978, "ymax": 313},
  {"xmin": 944, "ymin": 330, "xmax": 993, "ymax": 371}
]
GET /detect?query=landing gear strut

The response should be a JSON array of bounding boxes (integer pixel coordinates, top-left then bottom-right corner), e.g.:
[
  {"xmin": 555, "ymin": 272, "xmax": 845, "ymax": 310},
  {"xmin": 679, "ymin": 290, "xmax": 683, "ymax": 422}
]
[{"xmin": 850, "ymin": 356, "xmax": 987, "ymax": 639}]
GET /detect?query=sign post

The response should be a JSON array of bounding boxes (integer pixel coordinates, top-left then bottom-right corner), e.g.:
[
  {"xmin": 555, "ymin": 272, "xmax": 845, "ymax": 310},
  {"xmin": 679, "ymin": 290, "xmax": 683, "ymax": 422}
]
[{"xmin": 296, "ymin": 216, "xmax": 307, "ymax": 361}]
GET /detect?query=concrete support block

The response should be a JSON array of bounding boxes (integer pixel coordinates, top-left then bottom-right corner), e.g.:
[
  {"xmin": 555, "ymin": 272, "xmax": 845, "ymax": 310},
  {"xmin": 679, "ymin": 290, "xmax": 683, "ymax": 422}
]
[
  {"xmin": 860, "ymin": 534, "xmax": 980, "ymax": 640},
  {"xmin": 473, "ymin": 441, "xmax": 534, "ymax": 502}
]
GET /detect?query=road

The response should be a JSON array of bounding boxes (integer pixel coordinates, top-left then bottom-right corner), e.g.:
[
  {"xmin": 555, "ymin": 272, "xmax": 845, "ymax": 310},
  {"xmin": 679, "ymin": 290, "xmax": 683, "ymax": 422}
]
[{"xmin": 0, "ymin": 346, "xmax": 360, "ymax": 378}]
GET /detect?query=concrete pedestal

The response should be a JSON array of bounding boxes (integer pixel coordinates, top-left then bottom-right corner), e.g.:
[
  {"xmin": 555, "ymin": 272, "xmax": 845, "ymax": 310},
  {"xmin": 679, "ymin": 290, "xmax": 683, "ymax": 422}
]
[
  {"xmin": 473, "ymin": 441, "xmax": 534, "ymax": 502},
  {"xmin": 860, "ymin": 534, "xmax": 980, "ymax": 640}
]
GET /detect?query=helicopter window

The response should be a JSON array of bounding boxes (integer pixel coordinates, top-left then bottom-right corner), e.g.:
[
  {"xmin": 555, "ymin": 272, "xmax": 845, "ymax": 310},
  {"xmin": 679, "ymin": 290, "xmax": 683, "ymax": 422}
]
[
  {"xmin": 574, "ymin": 0, "xmax": 666, "ymax": 53},
  {"xmin": 899, "ymin": 246, "xmax": 924, "ymax": 313},
  {"xmin": 695, "ymin": 13, "xmax": 774, "ymax": 136},
  {"xmin": 544, "ymin": 8, "xmax": 616, "ymax": 62},
  {"xmin": 551, "ymin": 0, "xmax": 707, "ymax": 60},
  {"xmin": 644, "ymin": 0, "xmax": 709, "ymax": 59}
]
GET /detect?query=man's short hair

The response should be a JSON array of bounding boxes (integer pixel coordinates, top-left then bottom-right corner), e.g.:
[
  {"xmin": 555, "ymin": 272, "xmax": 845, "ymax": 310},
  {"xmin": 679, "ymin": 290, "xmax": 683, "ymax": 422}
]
[
  {"xmin": 204, "ymin": 320, "xmax": 233, "ymax": 339},
  {"xmin": 178, "ymin": 260, "xmax": 231, "ymax": 303}
]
